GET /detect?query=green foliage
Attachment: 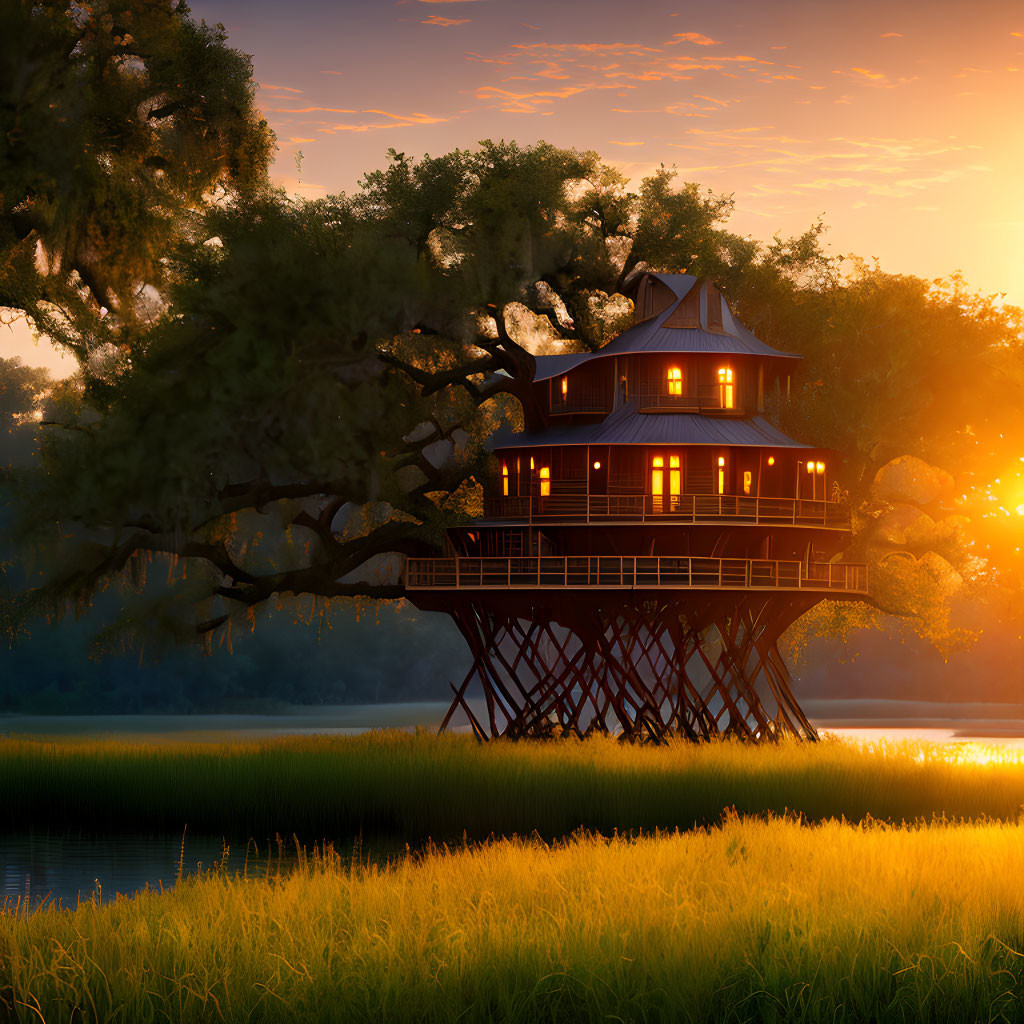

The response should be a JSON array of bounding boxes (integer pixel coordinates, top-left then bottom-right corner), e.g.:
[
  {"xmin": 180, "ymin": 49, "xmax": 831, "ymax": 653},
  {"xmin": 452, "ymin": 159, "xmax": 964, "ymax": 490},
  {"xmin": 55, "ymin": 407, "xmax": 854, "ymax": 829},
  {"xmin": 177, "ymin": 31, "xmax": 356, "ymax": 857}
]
[{"xmin": 0, "ymin": 0, "xmax": 272, "ymax": 353}]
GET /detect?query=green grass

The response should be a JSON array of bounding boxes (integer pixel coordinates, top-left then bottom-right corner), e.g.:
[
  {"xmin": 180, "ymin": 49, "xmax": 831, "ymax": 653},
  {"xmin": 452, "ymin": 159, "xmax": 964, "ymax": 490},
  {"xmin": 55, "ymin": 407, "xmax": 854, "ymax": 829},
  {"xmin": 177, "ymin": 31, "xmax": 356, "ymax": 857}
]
[
  {"xmin": 5, "ymin": 817, "xmax": 1024, "ymax": 1022},
  {"xmin": 4, "ymin": 730, "xmax": 1024, "ymax": 840}
]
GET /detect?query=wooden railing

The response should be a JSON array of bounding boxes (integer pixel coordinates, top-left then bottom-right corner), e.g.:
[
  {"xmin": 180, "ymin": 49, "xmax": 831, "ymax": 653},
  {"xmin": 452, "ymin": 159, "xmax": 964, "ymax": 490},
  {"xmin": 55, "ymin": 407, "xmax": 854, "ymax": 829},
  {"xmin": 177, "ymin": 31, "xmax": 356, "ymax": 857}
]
[
  {"xmin": 405, "ymin": 556, "xmax": 869, "ymax": 594},
  {"xmin": 635, "ymin": 384, "xmax": 741, "ymax": 414},
  {"xmin": 483, "ymin": 494, "xmax": 850, "ymax": 529}
]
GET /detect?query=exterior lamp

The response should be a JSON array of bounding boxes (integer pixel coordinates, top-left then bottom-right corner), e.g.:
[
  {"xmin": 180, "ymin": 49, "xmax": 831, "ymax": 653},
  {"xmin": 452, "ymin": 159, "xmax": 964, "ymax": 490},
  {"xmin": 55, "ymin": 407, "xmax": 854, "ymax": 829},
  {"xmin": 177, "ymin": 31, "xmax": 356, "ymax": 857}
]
[
  {"xmin": 593, "ymin": 461, "xmax": 602, "ymax": 470},
  {"xmin": 816, "ymin": 462, "xmax": 825, "ymax": 474},
  {"xmin": 767, "ymin": 456, "xmax": 775, "ymax": 466}
]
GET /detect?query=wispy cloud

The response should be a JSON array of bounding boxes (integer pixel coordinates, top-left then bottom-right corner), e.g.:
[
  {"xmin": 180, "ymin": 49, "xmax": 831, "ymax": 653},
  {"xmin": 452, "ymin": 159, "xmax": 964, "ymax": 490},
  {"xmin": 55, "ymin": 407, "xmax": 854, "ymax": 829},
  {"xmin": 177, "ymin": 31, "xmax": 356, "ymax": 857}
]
[
  {"xmin": 258, "ymin": 84, "xmax": 304, "ymax": 93},
  {"xmin": 422, "ymin": 15, "xmax": 469, "ymax": 25},
  {"xmin": 666, "ymin": 32, "xmax": 722, "ymax": 46}
]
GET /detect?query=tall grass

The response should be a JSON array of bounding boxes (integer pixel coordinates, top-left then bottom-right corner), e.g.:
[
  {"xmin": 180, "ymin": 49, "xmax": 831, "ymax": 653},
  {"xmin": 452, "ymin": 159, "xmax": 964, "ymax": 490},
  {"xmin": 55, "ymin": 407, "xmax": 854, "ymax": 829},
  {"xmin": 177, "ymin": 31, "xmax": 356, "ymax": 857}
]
[
  {"xmin": 3, "ymin": 731, "xmax": 1024, "ymax": 839},
  {"xmin": 4, "ymin": 817, "xmax": 1024, "ymax": 1022}
]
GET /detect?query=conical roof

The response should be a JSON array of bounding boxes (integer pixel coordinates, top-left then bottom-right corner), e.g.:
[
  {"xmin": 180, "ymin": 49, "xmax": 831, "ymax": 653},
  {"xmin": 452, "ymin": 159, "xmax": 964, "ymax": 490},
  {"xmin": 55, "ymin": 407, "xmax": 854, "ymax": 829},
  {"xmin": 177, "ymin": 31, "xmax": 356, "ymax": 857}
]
[{"xmin": 532, "ymin": 273, "xmax": 798, "ymax": 382}]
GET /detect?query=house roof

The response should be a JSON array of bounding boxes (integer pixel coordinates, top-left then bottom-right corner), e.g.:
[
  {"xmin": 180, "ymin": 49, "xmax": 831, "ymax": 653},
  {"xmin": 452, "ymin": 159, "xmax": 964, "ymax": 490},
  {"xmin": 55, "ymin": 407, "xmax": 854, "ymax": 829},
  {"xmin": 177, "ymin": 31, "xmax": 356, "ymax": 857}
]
[
  {"xmin": 489, "ymin": 401, "xmax": 814, "ymax": 450},
  {"xmin": 531, "ymin": 274, "xmax": 800, "ymax": 382}
]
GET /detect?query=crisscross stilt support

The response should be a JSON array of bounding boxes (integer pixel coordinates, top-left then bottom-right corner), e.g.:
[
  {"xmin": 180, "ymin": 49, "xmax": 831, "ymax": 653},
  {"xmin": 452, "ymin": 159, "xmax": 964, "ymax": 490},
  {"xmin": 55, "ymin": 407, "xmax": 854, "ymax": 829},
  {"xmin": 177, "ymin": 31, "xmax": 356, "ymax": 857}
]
[{"xmin": 439, "ymin": 594, "xmax": 818, "ymax": 742}]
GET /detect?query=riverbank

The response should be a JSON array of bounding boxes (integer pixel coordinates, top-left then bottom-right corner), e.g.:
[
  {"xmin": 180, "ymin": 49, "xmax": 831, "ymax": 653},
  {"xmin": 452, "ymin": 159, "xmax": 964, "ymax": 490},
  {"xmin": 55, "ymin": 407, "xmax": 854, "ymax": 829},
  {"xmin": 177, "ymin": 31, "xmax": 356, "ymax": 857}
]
[
  {"xmin": 5, "ymin": 731, "xmax": 1024, "ymax": 842},
  {"xmin": 4, "ymin": 817, "xmax": 1024, "ymax": 1023}
]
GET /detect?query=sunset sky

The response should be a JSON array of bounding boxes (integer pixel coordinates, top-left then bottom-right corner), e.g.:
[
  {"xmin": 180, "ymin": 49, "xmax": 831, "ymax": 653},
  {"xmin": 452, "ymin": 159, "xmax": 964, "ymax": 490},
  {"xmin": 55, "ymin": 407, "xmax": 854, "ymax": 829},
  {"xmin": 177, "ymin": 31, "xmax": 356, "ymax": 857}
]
[{"xmin": 4, "ymin": 0, "xmax": 1023, "ymax": 372}]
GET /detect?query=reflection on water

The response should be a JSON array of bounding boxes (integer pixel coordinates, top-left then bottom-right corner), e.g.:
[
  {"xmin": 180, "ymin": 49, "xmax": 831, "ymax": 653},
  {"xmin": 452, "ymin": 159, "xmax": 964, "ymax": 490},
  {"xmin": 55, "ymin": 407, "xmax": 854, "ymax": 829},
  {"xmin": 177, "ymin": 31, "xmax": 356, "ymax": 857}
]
[{"xmin": 1, "ymin": 832, "xmax": 234, "ymax": 910}]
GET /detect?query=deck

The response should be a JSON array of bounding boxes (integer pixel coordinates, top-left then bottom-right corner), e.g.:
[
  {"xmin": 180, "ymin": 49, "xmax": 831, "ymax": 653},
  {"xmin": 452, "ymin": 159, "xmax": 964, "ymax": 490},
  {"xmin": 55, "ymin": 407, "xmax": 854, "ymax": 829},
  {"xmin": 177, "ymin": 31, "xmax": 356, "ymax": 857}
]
[
  {"xmin": 482, "ymin": 494, "xmax": 850, "ymax": 529},
  {"xmin": 405, "ymin": 556, "xmax": 868, "ymax": 595}
]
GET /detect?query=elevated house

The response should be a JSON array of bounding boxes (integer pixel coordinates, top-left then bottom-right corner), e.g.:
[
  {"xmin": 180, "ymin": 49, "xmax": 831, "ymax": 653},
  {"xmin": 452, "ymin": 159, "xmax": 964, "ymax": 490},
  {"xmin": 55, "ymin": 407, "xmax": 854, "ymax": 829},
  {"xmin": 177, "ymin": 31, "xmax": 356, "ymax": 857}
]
[{"xmin": 406, "ymin": 273, "xmax": 868, "ymax": 740}]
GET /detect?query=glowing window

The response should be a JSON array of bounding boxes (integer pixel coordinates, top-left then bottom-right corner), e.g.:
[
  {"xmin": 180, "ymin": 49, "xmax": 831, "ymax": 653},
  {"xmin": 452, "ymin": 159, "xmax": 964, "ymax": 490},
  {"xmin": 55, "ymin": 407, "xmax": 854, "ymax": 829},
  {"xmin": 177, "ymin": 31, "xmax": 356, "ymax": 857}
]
[
  {"xmin": 539, "ymin": 466, "xmax": 550, "ymax": 497},
  {"xmin": 669, "ymin": 455, "xmax": 681, "ymax": 499},
  {"xmin": 717, "ymin": 366, "xmax": 734, "ymax": 409},
  {"xmin": 816, "ymin": 462, "xmax": 825, "ymax": 474},
  {"xmin": 561, "ymin": 376, "xmax": 568, "ymax": 397},
  {"xmin": 717, "ymin": 455, "xmax": 726, "ymax": 495},
  {"xmin": 502, "ymin": 461, "xmax": 509, "ymax": 497},
  {"xmin": 667, "ymin": 367, "xmax": 683, "ymax": 396},
  {"xmin": 743, "ymin": 470, "xmax": 752, "ymax": 495},
  {"xmin": 530, "ymin": 456, "xmax": 535, "ymax": 470},
  {"xmin": 806, "ymin": 462, "xmax": 815, "ymax": 474},
  {"xmin": 651, "ymin": 456, "xmax": 664, "ymax": 508}
]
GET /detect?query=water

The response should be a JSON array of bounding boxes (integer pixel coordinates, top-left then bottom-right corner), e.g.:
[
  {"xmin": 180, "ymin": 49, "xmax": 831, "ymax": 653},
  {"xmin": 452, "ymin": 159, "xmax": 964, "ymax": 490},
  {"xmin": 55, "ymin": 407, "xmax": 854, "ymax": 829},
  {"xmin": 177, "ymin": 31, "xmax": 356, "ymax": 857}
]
[{"xmin": 5, "ymin": 699, "xmax": 1024, "ymax": 908}]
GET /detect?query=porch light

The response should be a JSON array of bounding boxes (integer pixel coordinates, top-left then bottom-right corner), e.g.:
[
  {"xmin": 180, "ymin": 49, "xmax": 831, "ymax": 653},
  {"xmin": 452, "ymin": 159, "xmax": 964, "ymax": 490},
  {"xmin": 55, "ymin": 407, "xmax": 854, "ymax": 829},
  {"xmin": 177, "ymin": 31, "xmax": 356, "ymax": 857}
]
[
  {"xmin": 806, "ymin": 463, "xmax": 814, "ymax": 474},
  {"xmin": 593, "ymin": 461, "xmax": 601, "ymax": 470},
  {"xmin": 816, "ymin": 461, "xmax": 825, "ymax": 474},
  {"xmin": 767, "ymin": 456, "xmax": 775, "ymax": 466}
]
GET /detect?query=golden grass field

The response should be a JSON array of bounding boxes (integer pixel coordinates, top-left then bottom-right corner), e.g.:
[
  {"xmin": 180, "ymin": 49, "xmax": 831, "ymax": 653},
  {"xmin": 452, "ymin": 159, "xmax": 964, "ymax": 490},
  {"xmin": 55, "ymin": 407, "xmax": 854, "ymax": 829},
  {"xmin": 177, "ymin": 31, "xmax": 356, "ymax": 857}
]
[{"xmin": 4, "ymin": 733, "xmax": 1024, "ymax": 1021}]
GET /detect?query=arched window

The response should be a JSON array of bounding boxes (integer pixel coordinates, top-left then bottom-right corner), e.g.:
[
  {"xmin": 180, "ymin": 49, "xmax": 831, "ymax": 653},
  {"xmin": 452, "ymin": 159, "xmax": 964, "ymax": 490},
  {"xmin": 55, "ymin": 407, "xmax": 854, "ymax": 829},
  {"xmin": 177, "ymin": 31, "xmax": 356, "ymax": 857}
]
[
  {"xmin": 667, "ymin": 367, "xmax": 683, "ymax": 396},
  {"xmin": 717, "ymin": 366, "xmax": 734, "ymax": 409}
]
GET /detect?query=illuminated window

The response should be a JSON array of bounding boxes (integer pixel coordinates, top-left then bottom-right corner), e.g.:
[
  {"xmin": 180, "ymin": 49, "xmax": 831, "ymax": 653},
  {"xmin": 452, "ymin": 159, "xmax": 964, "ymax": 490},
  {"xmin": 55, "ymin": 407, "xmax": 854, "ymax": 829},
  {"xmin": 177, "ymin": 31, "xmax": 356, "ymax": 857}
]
[
  {"xmin": 743, "ymin": 470, "xmax": 752, "ymax": 495},
  {"xmin": 502, "ymin": 461, "xmax": 509, "ymax": 497},
  {"xmin": 806, "ymin": 462, "xmax": 815, "ymax": 474},
  {"xmin": 652, "ymin": 456, "xmax": 664, "ymax": 510},
  {"xmin": 669, "ymin": 455, "xmax": 681, "ymax": 503},
  {"xmin": 561, "ymin": 376, "xmax": 568, "ymax": 397},
  {"xmin": 539, "ymin": 466, "xmax": 550, "ymax": 497},
  {"xmin": 815, "ymin": 462, "xmax": 825, "ymax": 474},
  {"xmin": 667, "ymin": 367, "xmax": 683, "ymax": 396},
  {"xmin": 717, "ymin": 366, "xmax": 734, "ymax": 409},
  {"xmin": 718, "ymin": 455, "xmax": 726, "ymax": 495}
]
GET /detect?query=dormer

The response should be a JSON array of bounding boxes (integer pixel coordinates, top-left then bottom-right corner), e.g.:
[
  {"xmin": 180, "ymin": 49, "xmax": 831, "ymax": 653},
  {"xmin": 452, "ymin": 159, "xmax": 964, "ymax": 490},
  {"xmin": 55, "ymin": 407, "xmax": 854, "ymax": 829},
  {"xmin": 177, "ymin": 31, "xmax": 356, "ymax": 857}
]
[{"xmin": 633, "ymin": 275, "xmax": 677, "ymax": 324}]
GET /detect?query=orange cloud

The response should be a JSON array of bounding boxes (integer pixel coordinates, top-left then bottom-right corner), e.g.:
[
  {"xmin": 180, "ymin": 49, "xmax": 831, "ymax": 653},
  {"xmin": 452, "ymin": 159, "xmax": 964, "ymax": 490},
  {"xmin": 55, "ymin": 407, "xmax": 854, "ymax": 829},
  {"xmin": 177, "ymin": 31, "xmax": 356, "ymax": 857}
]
[
  {"xmin": 608, "ymin": 140, "xmax": 644, "ymax": 146},
  {"xmin": 265, "ymin": 106, "xmax": 357, "ymax": 114},
  {"xmin": 667, "ymin": 32, "xmax": 722, "ymax": 46},
  {"xmin": 422, "ymin": 15, "xmax": 469, "ymax": 24},
  {"xmin": 880, "ymin": 32, "xmax": 904, "ymax": 38},
  {"xmin": 258, "ymin": 84, "xmax": 304, "ymax": 93}
]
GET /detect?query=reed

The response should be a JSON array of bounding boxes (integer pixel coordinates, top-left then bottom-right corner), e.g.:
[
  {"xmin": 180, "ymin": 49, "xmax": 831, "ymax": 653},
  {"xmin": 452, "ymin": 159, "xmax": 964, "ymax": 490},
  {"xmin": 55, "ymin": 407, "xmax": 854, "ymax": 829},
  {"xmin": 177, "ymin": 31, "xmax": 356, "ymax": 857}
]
[
  {"xmin": 2, "ymin": 730, "xmax": 1024, "ymax": 840},
  {"xmin": 3, "ymin": 817, "xmax": 1024, "ymax": 1022}
]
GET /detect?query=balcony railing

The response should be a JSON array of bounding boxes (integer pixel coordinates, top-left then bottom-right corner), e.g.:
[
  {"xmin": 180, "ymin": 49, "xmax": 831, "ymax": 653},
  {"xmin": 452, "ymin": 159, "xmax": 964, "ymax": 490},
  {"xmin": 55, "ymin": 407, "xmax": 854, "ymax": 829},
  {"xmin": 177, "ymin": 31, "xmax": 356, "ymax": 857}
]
[
  {"xmin": 405, "ymin": 556, "xmax": 869, "ymax": 594},
  {"xmin": 483, "ymin": 494, "xmax": 850, "ymax": 529},
  {"xmin": 635, "ymin": 384, "xmax": 741, "ymax": 414}
]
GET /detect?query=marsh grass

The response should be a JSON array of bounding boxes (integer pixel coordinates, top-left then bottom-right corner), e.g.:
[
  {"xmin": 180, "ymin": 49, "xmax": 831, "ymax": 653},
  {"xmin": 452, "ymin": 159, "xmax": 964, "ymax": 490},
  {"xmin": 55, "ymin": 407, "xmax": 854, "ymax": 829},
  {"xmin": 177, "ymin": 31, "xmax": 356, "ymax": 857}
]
[
  {"xmin": 4, "ymin": 817, "xmax": 1024, "ymax": 1022},
  {"xmin": 4, "ymin": 730, "xmax": 1024, "ymax": 840}
]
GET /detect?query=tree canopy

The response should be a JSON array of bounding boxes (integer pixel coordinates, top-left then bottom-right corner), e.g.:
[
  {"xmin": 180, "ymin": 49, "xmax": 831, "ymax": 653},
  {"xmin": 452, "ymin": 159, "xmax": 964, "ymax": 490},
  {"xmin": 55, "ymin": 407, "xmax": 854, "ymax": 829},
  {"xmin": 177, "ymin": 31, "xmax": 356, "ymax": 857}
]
[{"xmin": 2, "ymin": 10, "xmax": 1022, "ymax": 662}]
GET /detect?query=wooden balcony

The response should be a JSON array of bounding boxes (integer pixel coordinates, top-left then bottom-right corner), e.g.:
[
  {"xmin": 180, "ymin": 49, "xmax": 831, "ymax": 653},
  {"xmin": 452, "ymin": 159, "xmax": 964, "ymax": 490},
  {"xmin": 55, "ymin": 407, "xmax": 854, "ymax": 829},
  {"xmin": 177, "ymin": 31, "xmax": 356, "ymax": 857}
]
[
  {"xmin": 636, "ymin": 385, "xmax": 742, "ymax": 415},
  {"xmin": 483, "ymin": 494, "xmax": 850, "ymax": 529},
  {"xmin": 405, "ymin": 556, "xmax": 869, "ymax": 595}
]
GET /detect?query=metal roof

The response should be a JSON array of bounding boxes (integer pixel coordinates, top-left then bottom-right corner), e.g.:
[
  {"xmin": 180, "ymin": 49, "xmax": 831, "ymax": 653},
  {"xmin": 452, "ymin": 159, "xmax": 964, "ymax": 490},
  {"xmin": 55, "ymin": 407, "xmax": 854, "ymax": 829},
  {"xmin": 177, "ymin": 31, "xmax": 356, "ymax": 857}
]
[
  {"xmin": 531, "ymin": 274, "xmax": 799, "ymax": 382},
  {"xmin": 489, "ymin": 401, "xmax": 814, "ymax": 450}
]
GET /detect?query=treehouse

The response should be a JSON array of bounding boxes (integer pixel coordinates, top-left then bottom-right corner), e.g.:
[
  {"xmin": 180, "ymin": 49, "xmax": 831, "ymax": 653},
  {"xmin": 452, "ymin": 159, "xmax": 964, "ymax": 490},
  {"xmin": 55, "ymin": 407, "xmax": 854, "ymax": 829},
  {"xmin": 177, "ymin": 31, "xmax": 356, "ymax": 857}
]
[{"xmin": 405, "ymin": 274, "xmax": 869, "ymax": 741}]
